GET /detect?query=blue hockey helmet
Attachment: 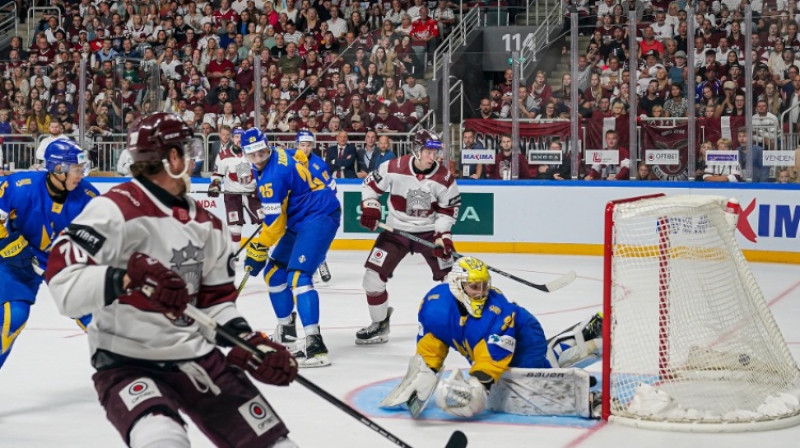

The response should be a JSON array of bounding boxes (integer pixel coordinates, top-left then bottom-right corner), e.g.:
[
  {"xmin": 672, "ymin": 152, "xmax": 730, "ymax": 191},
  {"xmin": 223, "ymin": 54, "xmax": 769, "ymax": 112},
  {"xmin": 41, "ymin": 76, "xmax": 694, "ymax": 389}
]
[
  {"xmin": 242, "ymin": 128, "xmax": 270, "ymax": 164},
  {"xmin": 44, "ymin": 139, "xmax": 90, "ymax": 176},
  {"xmin": 232, "ymin": 126, "xmax": 245, "ymax": 140},
  {"xmin": 296, "ymin": 129, "xmax": 315, "ymax": 143}
]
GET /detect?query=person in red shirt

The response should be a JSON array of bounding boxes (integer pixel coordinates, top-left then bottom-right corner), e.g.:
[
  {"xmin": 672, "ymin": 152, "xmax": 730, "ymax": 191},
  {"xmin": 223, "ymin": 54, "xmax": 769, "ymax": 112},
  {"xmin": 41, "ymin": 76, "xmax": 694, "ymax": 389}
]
[
  {"xmin": 410, "ymin": 6, "xmax": 440, "ymax": 57},
  {"xmin": 488, "ymin": 134, "xmax": 530, "ymax": 180},
  {"xmin": 638, "ymin": 26, "xmax": 664, "ymax": 58},
  {"xmin": 212, "ymin": 0, "xmax": 239, "ymax": 26},
  {"xmin": 206, "ymin": 48, "xmax": 235, "ymax": 88}
]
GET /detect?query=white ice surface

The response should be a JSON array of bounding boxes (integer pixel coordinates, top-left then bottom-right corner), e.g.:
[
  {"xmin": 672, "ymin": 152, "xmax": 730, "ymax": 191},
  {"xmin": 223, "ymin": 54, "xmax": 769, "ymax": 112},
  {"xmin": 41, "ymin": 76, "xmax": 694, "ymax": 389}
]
[{"xmin": 2, "ymin": 252, "xmax": 799, "ymax": 448}]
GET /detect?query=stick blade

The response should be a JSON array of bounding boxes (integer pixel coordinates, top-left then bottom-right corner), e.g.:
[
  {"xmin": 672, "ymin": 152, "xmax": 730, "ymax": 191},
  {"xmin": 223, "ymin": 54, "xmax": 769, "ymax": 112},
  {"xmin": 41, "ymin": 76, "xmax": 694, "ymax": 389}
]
[
  {"xmin": 445, "ymin": 430, "xmax": 468, "ymax": 448},
  {"xmin": 544, "ymin": 270, "xmax": 576, "ymax": 292}
]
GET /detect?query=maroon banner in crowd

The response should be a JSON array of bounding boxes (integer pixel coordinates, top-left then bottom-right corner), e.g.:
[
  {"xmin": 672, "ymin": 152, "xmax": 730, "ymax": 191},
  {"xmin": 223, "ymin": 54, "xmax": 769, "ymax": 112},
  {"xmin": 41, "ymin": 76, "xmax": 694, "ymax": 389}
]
[
  {"xmin": 640, "ymin": 124, "xmax": 693, "ymax": 181},
  {"xmin": 463, "ymin": 119, "xmax": 571, "ymax": 151},
  {"xmin": 582, "ymin": 115, "xmax": 630, "ymax": 150}
]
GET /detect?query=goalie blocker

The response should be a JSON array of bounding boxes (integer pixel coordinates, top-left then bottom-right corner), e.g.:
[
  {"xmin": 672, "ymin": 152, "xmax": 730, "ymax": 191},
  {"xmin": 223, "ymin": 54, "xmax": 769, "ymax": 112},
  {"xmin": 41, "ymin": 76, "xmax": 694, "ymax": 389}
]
[{"xmin": 380, "ymin": 256, "xmax": 603, "ymax": 418}]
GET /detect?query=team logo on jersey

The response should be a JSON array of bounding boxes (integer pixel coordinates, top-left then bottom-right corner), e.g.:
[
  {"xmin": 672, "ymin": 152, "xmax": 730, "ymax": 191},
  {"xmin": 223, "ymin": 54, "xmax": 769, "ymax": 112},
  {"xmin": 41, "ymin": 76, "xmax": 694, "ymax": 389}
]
[
  {"xmin": 238, "ymin": 396, "xmax": 279, "ymax": 436},
  {"xmin": 488, "ymin": 334, "xmax": 516, "ymax": 352},
  {"xmin": 368, "ymin": 247, "xmax": 387, "ymax": 267},
  {"xmin": 170, "ymin": 242, "xmax": 205, "ymax": 327},
  {"xmin": 119, "ymin": 378, "xmax": 162, "ymax": 411},
  {"xmin": 405, "ymin": 189, "xmax": 432, "ymax": 217}
]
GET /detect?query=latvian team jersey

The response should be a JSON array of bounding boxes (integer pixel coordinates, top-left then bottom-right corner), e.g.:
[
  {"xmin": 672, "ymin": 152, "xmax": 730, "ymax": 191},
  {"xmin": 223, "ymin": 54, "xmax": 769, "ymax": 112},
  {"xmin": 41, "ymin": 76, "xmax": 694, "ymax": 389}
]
[
  {"xmin": 46, "ymin": 178, "xmax": 242, "ymax": 361},
  {"xmin": 211, "ymin": 147, "xmax": 256, "ymax": 193},
  {"xmin": 363, "ymin": 154, "xmax": 460, "ymax": 233}
]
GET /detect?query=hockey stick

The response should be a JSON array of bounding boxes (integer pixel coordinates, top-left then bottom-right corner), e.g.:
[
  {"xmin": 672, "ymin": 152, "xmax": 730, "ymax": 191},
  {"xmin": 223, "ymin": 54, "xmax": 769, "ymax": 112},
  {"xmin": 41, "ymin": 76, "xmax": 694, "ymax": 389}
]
[
  {"xmin": 376, "ymin": 223, "xmax": 576, "ymax": 293},
  {"xmin": 237, "ymin": 267, "xmax": 252, "ymax": 292},
  {"xmin": 234, "ymin": 225, "xmax": 262, "ymax": 259},
  {"xmin": 182, "ymin": 304, "xmax": 468, "ymax": 448}
]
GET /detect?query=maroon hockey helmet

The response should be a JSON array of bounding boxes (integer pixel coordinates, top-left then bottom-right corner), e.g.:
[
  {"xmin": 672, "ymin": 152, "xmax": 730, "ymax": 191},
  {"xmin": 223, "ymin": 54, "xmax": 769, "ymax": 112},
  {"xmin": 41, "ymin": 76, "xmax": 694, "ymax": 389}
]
[
  {"xmin": 128, "ymin": 112, "xmax": 195, "ymax": 163},
  {"xmin": 412, "ymin": 129, "xmax": 441, "ymax": 157}
]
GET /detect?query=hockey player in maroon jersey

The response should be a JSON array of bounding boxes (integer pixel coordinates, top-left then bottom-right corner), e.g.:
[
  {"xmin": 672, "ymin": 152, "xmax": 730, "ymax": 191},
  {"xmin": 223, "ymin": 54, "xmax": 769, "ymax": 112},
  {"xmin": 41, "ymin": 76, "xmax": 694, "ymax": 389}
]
[
  {"xmin": 208, "ymin": 126, "xmax": 262, "ymax": 252},
  {"xmin": 45, "ymin": 112, "xmax": 299, "ymax": 448},
  {"xmin": 355, "ymin": 129, "xmax": 461, "ymax": 345}
]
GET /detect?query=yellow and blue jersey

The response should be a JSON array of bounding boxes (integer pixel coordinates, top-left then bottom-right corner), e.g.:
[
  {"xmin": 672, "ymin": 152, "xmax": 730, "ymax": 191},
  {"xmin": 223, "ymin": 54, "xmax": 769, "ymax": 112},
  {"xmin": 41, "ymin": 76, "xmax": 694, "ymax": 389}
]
[
  {"xmin": 253, "ymin": 148, "xmax": 340, "ymax": 248},
  {"xmin": 0, "ymin": 171, "xmax": 98, "ymax": 271},
  {"xmin": 306, "ymin": 151, "xmax": 337, "ymax": 193},
  {"xmin": 416, "ymin": 283, "xmax": 548, "ymax": 383}
]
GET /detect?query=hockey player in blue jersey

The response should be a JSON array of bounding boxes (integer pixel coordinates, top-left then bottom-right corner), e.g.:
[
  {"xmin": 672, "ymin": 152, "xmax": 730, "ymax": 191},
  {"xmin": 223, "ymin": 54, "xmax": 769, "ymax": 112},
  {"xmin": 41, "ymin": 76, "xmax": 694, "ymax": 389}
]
[
  {"xmin": 0, "ymin": 139, "xmax": 98, "ymax": 369},
  {"xmin": 242, "ymin": 128, "xmax": 341, "ymax": 368},
  {"xmin": 380, "ymin": 256, "xmax": 603, "ymax": 418}
]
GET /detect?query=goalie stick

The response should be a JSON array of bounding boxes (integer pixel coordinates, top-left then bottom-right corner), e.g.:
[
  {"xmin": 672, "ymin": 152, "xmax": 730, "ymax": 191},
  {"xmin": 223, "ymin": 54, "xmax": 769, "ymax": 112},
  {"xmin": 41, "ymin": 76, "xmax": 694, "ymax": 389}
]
[
  {"xmin": 376, "ymin": 223, "xmax": 576, "ymax": 293},
  {"xmin": 182, "ymin": 304, "xmax": 469, "ymax": 448}
]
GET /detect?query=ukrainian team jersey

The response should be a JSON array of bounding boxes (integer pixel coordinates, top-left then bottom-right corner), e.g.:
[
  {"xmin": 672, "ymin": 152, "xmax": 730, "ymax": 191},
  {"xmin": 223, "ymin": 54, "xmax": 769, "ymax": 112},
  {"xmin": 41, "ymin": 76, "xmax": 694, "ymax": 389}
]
[
  {"xmin": 0, "ymin": 171, "xmax": 98, "ymax": 270},
  {"xmin": 416, "ymin": 283, "xmax": 548, "ymax": 382},
  {"xmin": 306, "ymin": 152, "xmax": 337, "ymax": 193},
  {"xmin": 254, "ymin": 148, "xmax": 340, "ymax": 248}
]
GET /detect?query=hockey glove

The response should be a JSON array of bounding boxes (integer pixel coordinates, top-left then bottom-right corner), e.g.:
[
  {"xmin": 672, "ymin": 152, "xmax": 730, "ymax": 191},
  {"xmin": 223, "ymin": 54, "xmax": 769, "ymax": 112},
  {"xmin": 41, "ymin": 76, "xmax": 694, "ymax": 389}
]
[
  {"xmin": 432, "ymin": 232, "xmax": 454, "ymax": 259},
  {"xmin": 359, "ymin": 198, "xmax": 382, "ymax": 231},
  {"xmin": 435, "ymin": 370, "xmax": 489, "ymax": 418},
  {"xmin": 227, "ymin": 332, "xmax": 298, "ymax": 386},
  {"xmin": 207, "ymin": 179, "xmax": 222, "ymax": 198},
  {"xmin": 244, "ymin": 242, "xmax": 269, "ymax": 276},
  {"xmin": 127, "ymin": 252, "xmax": 190, "ymax": 317},
  {"xmin": 0, "ymin": 230, "xmax": 35, "ymax": 270}
]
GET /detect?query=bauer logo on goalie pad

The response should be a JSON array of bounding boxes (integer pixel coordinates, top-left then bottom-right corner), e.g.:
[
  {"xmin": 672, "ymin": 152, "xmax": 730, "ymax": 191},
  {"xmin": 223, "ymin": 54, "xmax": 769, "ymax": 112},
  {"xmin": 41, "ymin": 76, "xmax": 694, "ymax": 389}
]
[
  {"xmin": 368, "ymin": 248, "xmax": 387, "ymax": 267},
  {"xmin": 238, "ymin": 397, "xmax": 280, "ymax": 436},
  {"xmin": 119, "ymin": 378, "xmax": 162, "ymax": 411},
  {"xmin": 488, "ymin": 334, "xmax": 516, "ymax": 352}
]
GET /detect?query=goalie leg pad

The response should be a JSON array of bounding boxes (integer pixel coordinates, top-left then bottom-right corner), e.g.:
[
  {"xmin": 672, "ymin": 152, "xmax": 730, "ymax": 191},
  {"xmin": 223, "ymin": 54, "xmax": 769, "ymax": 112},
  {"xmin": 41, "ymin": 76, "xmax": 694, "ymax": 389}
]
[
  {"xmin": 380, "ymin": 354, "xmax": 439, "ymax": 408},
  {"xmin": 545, "ymin": 313, "xmax": 603, "ymax": 368},
  {"xmin": 487, "ymin": 367, "xmax": 592, "ymax": 418}
]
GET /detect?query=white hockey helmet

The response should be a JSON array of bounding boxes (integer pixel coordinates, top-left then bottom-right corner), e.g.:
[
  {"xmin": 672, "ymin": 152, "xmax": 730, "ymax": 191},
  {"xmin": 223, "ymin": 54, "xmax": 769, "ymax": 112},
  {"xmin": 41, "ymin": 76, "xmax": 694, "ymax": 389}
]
[{"xmin": 447, "ymin": 257, "xmax": 491, "ymax": 318}]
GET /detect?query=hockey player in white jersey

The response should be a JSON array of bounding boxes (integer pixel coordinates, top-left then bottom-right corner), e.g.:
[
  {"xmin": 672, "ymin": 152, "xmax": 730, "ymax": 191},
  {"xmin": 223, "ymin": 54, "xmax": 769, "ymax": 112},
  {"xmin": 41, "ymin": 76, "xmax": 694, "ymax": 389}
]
[
  {"xmin": 45, "ymin": 113, "xmax": 299, "ymax": 448},
  {"xmin": 355, "ymin": 129, "xmax": 461, "ymax": 345},
  {"xmin": 208, "ymin": 126, "xmax": 262, "ymax": 252}
]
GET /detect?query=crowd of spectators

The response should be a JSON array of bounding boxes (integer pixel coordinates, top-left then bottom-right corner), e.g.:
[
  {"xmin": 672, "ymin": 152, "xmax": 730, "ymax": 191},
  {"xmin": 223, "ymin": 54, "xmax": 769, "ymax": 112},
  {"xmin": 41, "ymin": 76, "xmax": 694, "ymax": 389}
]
[
  {"xmin": 0, "ymin": 0, "xmax": 465, "ymax": 173},
  {"xmin": 467, "ymin": 0, "xmax": 800, "ymax": 182}
]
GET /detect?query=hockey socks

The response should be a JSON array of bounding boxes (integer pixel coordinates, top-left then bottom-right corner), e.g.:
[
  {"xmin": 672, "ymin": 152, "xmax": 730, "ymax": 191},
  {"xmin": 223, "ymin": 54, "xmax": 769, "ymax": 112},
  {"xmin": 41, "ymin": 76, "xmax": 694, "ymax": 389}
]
[
  {"xmin": 367, "ymin": 292, "xmax": 389, "ymax": 323},
  {"xmin": 295, "ymin": 288, "xmax": 320, "ymax": 330}
]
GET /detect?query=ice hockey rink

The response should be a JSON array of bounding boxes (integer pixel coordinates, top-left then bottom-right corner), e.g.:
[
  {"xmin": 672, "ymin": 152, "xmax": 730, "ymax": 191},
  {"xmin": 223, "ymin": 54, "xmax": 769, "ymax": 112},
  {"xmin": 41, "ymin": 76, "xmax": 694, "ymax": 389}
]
[{"xmin": 2, "ymin": 250, "xmax": 800, "ymax": 448}]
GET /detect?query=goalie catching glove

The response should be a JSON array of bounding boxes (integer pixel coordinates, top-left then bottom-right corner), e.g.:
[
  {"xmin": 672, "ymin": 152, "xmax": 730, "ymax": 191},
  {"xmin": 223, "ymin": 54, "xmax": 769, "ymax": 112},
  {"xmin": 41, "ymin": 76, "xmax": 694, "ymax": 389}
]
[
  {"xmin": 359, "ymin": 198, "xmax": 381, "ymax": 231},
  {"xmin": 435, "ymin": 369, "xmax": 490, "ymax": 418},
  {"xmin": 207, "ymin": 179, "xmax": 222, "ymax": 197},
  {"xmin": 227, "ymin": 331, "xmax": 298, "ymax": 386},
  {"xmin": 432, "ymin": 232, "xmax": 453, "ymax": 259},
  {"xmin": 244, "ymin": 242, "xmax": 269, "ymax": 276},
  {"xmin": 127, "ymin": 252, "xmax": 191, "ymax": 317}
]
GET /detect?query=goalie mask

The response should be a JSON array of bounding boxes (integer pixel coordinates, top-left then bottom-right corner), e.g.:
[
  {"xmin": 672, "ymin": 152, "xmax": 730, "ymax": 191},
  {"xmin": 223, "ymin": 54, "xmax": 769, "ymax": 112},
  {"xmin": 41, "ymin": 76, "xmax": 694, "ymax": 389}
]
[
  {"xmin": 412, "ymin": 129, "xmax": 442, "ymax": 159},
  {"xmin": 448, "ymin": 257, "xmax": 491, "ymax": 318}
]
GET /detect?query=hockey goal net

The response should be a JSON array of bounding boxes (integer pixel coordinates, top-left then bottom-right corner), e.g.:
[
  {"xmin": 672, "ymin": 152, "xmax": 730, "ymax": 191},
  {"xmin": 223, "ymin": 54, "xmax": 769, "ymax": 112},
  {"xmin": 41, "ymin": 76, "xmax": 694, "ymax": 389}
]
[{"xmin": 602, "ymin": 194, "xmax": 800, "ymax": 432}]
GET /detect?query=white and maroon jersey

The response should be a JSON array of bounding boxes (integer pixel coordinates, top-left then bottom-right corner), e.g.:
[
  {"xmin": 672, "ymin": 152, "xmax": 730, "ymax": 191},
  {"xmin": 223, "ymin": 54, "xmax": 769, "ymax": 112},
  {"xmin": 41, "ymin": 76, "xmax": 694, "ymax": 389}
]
[
  {"xmin": 211, "ymin": 147, "xmax": 256, "ymax": 193},
  {"xmin": 46, "ymin": 179, "xmax": 242, "ymax": 362},
  {"xmin": 363, "ymin": 154, "xmax": 460, "ymax": 234}
]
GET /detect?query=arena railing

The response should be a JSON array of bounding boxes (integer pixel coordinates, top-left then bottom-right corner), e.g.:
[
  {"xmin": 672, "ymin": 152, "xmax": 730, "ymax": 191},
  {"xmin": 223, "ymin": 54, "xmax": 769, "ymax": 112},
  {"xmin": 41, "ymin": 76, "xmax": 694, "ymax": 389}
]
[
  {"xmin": 26, "ymin": 6, "xmax": 61, "ymax": 45},
  {"xmin": 0, "ymin": 2, "xmax": 17, "ymax": 50}
]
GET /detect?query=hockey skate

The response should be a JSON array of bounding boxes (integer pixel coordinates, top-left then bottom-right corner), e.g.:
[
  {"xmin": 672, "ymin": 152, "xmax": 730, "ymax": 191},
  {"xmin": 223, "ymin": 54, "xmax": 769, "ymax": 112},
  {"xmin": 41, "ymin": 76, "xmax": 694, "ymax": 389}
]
[
  {"xmin": 270, "ymin": 312, "xmax": 298, "ymax": 350},
  {"xmin": 355, "ymin": 307, "xmax": 393, "ymax": 345},
  {"xmin": 294, "ymin": 334, "xmax": 331, "ymax": 368}
]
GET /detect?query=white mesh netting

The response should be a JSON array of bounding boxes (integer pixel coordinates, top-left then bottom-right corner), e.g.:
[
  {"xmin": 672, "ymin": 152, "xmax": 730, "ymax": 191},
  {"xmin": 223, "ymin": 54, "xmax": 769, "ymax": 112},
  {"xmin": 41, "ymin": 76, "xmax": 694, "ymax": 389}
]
[{"xmin": 607, "ymin": 195, "xmax": 800, "ymax": 431}]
